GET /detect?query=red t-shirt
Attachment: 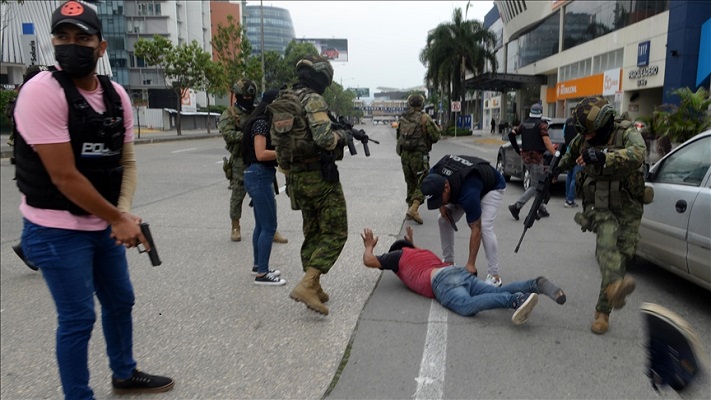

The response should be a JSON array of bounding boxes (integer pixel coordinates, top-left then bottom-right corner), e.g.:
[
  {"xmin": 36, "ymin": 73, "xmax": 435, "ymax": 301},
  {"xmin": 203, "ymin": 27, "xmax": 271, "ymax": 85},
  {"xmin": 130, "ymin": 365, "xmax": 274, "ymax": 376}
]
[{"xmin": 377, "ymin": 247, "xmax": 449, "ymax": 298}]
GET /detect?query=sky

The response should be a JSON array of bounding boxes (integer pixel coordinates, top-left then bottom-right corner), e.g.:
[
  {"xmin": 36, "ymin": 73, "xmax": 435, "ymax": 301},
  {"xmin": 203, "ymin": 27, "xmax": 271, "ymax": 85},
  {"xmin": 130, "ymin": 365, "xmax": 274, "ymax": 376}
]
[{"xmin": 259, "ymin": 1, "xmax": 495, "ymax": 97}]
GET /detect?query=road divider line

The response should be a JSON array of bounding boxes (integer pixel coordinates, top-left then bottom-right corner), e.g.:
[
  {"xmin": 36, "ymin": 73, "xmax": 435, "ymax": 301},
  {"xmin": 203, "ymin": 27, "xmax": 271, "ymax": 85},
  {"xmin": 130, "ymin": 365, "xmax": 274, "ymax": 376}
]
[{"xmin": 414, "ymin": 300, "xmax": 448, "ymax": 400}]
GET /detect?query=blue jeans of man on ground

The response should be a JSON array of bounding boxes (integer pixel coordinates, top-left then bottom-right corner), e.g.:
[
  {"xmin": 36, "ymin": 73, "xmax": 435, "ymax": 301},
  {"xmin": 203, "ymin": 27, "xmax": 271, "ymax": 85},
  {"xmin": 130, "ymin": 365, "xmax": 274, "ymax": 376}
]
[
  {"xmin": 244, "ymin": 163, "xmax": 277, "ymax": 274},
  {"xmin": 431, "ymin": 266, "xmax": 538, "ymax": 316},
  {"xmin": 566, "ymin": 165, "xmax": 583, "ymax": 204},
  {"xmin": 21, "ymin": 219, "xmax": 137, "ymax": 400},
  {"xmin": 514, "ymin": 162, "xmax": 547, "ymax": 212}
]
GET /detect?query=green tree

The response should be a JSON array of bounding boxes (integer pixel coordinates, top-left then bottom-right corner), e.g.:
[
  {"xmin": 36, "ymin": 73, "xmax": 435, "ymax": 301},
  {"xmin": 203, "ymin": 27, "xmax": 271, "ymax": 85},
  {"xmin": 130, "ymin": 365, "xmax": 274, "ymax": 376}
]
[
  {"xmin": 654, "ymin": 87, "xmax": 711, "ymax": 143},
  {"xmin": 323, "ymin": 82, "xmax": 356, "ymax": 118},
  {"xmin": 211, "ymin": 15, "xmax": 253, "ymax": 95},
  {"xmin": 200, "ymin": 59, "xmax": 227, "ymax": 134},
  {"xmin": 134, "ymin": 36, "xmax": 213, "ymax": 135},
  {"xmin": 420, "ymin": 7, "xmax": 497, "ymax": 127}
]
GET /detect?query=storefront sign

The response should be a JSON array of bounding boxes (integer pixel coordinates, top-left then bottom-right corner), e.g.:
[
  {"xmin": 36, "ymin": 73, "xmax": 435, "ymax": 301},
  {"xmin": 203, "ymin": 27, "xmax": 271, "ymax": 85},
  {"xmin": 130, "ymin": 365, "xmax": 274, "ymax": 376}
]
[
  {"xmin": 603, "ymin": 68, "xmax": 621, "ymax": 96},
  {"xmin": 628, "ymin": 65, "xmax": 659, "ymax": 79},
  {"xmin": 637, "ymin": 41, "xmax": 650, "ymax": 67},
  {"xmin": 21, "ymin": 23, "xmax": 37, "ymax": 66},
  {"xmin": 555, "ymin": 74, "xmax": 604, "ymax": 100}
]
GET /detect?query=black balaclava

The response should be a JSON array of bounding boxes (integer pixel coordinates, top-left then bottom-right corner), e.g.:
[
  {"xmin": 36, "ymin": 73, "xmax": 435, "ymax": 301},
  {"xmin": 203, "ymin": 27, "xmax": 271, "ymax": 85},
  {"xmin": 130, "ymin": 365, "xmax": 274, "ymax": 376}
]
[
  {"xmin": 236, "ymin": 96, "xmax": 255, "ymax": 111},
  {"xmin": 297, "ymin": 68, "xmax": 329, "ymax": 95},
  {"xmin": 586, "ymin": 117, "xmax": 615, "ymax": 146}
]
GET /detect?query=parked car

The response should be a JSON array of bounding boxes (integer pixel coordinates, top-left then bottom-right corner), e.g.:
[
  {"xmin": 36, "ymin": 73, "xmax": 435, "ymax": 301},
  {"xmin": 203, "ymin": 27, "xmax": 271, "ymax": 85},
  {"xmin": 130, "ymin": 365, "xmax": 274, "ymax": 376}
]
[
  {"xmin": 636, "ymin": 130, "xmax": 711, "ymax": 291},
  {"xmin": 495, "ymin": 118, "xmax": 566, "ymax": 189}
]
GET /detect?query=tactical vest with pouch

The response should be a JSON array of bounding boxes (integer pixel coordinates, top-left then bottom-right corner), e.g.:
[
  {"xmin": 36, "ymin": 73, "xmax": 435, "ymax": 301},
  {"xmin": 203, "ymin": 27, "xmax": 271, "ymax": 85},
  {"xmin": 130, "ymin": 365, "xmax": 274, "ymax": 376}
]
[
  {"xmin": 521, "ymin": 117, "xmax": 546, "ymax": 153},
  {"xmin": 397, "ymin": 111, "xmax": 429, "ymax": 152},
  {"xmin": 15, "ymin": 70, "xmax": 125, "ymax": 215},
  {"xmin": 268, "ymin": 87, "xmax": 320, "ymax": 171},
  {"xmin": 578, "ymin": 120, "xmax": 652, "ymax": 209}
]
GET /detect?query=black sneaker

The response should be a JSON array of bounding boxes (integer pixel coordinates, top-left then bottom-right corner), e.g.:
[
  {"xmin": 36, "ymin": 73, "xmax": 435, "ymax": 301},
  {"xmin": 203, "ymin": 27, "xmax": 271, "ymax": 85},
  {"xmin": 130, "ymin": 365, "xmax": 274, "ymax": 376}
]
[
  {"xmin": 508, "ymin": 204, "xmax": 520, "ymax": 221},
  {"xmin": 537, "ymin": 209, "xmax": 550, "ymax": 218},
  {"xmin": 254, "ymin": 274, "xmax": 286, "ymax": 286},
  {"xmin": 12, "ymin": 243, "xmax": 38, "ymax": 271},
  {"xmin": 251, "ymin": 266, "xmax": 281, "ymax": 277},
  {"xmin": 112, "ymin": 368, "xmax": 174, "ymax": 394},
  {"xmin": 511, "ymin": 293, "xmax": 538, "ymax": 325}
]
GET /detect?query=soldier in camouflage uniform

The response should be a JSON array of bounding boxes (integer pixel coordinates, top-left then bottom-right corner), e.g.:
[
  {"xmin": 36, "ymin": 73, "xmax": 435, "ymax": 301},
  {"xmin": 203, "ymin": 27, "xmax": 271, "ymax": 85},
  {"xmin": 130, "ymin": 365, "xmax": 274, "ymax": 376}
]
[
  {"xmin": 555, "ymin": 97, "xmax": 647, "ymax": 335},
  {"xmin": 271, "ymin": 55, "xmax": 356, "ymax": 316},
  {"xmin": 219, "ymin": 79, "xmax": 288, "ymax": 244},
  {"xmin": 396, "ymin": 94, "xmax": 441, "ymax": 224}
]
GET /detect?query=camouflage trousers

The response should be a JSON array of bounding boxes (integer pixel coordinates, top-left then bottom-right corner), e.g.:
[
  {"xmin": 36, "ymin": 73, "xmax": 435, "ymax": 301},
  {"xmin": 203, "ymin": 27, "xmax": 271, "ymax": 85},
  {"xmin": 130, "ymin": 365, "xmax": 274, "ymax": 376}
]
[
  {"xmin": 400, "ymin": 150, "xmax": 430, "ymax": 206},
  {"xmin": 229, "ymin": 157, "xmax": 247, "ymax": 221},
  {"xmin": 579, "ymin": 198, "xmax": 643, "ymax": 313},
  {"xmin": 290, "ymin": 170, "xmax": 348, "ymax": 274}
]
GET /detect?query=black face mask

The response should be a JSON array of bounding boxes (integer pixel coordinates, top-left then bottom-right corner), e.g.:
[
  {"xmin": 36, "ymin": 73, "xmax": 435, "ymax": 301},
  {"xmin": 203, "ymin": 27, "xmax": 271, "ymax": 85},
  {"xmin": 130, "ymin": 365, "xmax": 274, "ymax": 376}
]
[
  {"xmin": 55, "ymin": 44, "xmax": 98, "ymax": 78},
  {"xmin": 236, "ymin": 97, "xmax": 255, "ymax": 110}
]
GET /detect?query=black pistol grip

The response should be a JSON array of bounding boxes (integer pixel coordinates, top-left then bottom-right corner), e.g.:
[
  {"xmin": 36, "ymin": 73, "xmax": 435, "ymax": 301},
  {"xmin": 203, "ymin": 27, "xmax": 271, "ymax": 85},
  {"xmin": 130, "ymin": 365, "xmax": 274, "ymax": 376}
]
[{"xmin": 139, "ymin": 223, "xmax": 162, "ymax": 266}]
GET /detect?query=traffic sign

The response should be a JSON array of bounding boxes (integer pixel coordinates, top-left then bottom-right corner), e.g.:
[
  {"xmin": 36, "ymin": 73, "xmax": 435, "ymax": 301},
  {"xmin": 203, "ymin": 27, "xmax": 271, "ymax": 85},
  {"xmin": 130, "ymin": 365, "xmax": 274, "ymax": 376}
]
[{"xmin": 451, "ymin": 101, "xmax": 461, "ymax": 112}]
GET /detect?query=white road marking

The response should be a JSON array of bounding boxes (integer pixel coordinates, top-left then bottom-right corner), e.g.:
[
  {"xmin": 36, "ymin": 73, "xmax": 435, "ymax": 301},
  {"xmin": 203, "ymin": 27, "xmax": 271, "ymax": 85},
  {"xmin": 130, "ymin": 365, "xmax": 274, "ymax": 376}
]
[
  {"xmin": 171, "ymin": 148, "xmax": 197, "ymax": 153},
  {"xmin": 414, "ymin": 300, "xmax": 448, "ymax": 400}
]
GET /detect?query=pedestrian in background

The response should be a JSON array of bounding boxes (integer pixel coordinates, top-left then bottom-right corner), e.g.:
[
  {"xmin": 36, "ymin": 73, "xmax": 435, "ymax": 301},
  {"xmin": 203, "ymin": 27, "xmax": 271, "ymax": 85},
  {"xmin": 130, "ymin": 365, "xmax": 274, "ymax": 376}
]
[
  {"xmin": 563, "ymin": 117, "xmax": 582, "ymax": 208},
  {"xmin": 507, "ymin": 103, "xmax": 557, "ymax": 220},
  {"xmin": 13, "ymin": 1, "xmax": 173, "ymax": 397},
  {"xmin": 421, "ymin": 154, "xmax": 506, "ymax": 287},
  {"xmin": 242, "ymin": 88, "xmax": 286, "ymax": 286},
  {"xmin": 491, "ymin": 117, "xmax": 496, "ymax": 134},
  {"xmin": 555, "ymin": 97, "xmax": 646, "ymax": 335},
  {"xmin": 395, "ymin": 93, "xmax": 441, "ymax": 224}
]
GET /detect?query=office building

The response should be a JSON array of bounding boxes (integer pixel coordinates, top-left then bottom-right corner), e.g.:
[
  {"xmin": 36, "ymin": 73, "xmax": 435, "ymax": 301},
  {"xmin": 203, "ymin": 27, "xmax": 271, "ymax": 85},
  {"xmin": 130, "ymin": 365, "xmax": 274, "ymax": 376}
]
[{"xmin": 244, "ymin": 4, "xmax": 295, "ymax": 55}]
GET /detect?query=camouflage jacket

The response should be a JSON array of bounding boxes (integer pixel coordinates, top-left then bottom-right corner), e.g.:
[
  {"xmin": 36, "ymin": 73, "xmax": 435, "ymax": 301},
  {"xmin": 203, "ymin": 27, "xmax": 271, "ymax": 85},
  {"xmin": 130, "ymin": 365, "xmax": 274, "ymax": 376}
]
[
  {"xmin": 302, "ymin": 90, "xmax": 347, "ymax": 154},
  {"xmin": 396, "ymin": 109, "xmax": 441, "ymax": 152},
  {"xmin": 559, "ymin": 121, "xmax": 647, "ymax": 199},
  {"xmin": 218, "ymin": 105, "xmax": 253, "ymax": 157}
]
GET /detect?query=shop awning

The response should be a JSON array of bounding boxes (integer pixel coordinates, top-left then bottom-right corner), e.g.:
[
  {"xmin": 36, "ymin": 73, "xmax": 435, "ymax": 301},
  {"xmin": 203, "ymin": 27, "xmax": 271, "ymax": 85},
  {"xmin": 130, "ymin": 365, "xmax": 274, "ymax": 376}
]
[{"xmin": 465, "ymin": 72, "xmax": 546, "ymax": 92}]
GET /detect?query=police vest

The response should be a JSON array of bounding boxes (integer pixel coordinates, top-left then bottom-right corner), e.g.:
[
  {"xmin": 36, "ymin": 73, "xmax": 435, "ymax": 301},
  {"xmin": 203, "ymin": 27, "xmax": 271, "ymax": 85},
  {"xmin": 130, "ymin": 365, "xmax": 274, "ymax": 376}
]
[
  {"xmin": 15, "ymin": 70, "xmax": 125, "ymax": 215},
  {"xmin": 521, "ymin": 117, "xmax": 546, "ymax": 153},
  {"xmin": 431, "ymin": 155, "xmax": 498, "ymax": 202}
]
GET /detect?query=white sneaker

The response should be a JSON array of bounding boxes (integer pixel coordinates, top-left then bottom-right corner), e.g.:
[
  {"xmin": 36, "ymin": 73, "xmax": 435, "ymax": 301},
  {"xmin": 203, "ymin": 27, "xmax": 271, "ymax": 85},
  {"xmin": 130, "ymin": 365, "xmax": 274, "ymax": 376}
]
[{"xmin": 485, "ymin": 274, "xmax": 502, "ymax": 287}]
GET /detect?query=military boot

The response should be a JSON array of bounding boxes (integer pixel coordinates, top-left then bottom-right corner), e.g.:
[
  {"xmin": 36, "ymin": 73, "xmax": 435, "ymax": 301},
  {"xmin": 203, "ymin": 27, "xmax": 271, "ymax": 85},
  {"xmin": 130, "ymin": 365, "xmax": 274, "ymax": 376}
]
[
  {"xmin": 231, "ymin": 219, "xmax": 241, "ymax": 242},
  {"xmin": 406, "ymin": 200, "xmax": 424, "ymax": 224},
  {"xmin": 605, "ymin": 276, "xmax": 636, "ymax": 309},
  {"xmin": 273, "ymin": 231, "xmax": 289, "ymax": 244},
  {"xmin": 290, "ymin": 267, "xmax": 329, "ymax": 315},
  {"xmin": 591, "ymin": 311, "xmax": 610, "ymax": 335},
  {"xmin": 315, "ymin": 274, "xmax": 329, "ymax": 303}
]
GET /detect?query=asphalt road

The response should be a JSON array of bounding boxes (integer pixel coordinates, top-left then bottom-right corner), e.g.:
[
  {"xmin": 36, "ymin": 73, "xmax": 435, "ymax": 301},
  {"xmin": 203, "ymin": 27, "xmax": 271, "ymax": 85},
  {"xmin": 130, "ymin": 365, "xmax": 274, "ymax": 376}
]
[{"xmin": 1, "ymin": 125, "xmax": 709, "ymax": 399}]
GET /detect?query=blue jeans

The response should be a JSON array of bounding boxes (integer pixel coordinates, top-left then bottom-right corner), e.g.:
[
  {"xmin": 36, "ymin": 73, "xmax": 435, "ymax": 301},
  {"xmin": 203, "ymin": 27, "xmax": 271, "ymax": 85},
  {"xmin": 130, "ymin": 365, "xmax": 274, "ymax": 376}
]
[
  {"xmin": 244, "ymin": 163, "xmax": 277, "ymax": 274},
  {"xmin": 431, "ymin": 266, "xmax": 538, "ymax": 316},
  {"xmin": 566, "ymin": 165, "xmax": 583, "ymax": 203},
  {"xmin": 21, "ymin": 219, "xmax": 136, "ymax": 400}
]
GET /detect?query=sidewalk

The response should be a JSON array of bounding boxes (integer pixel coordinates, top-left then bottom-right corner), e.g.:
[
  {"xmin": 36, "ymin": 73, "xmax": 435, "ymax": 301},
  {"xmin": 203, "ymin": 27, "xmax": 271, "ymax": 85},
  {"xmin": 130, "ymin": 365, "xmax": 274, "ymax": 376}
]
[{"xmin": 0, "ymin": 128, "xmax": 220, "ymax": 159}]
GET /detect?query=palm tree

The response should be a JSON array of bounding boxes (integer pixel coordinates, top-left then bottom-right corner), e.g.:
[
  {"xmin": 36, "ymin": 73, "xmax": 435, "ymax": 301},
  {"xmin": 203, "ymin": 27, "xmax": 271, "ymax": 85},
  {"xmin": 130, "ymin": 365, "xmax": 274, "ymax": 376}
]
[{"xmin": 420, "ymin": 7, "xmax": 497, "ymax": 127}]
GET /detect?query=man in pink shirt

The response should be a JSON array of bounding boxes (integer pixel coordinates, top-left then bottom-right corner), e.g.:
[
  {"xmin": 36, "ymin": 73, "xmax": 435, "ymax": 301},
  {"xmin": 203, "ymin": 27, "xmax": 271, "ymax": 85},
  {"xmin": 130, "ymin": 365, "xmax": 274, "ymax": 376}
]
[
  {"xmin": 14, "ymin": 2, "xmax": 173, "ymax": 398},
  {"xmin": 360, "ymin": 226, "xmax": 567, "ymax": 324}
]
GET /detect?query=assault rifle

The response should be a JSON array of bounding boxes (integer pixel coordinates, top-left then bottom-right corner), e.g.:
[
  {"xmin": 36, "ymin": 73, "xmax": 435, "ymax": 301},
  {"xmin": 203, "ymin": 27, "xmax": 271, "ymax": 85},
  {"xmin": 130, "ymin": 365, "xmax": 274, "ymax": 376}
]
[
  {"xmin": 137, "ymin": 222, "xmax": 162, "ymax": 266},
  {"xmin": 328, "ymin": 113, "xmax": 380, "ymax": 156},
  {"xmin": 514, "ymin": 144, "xmax": 566, "ymax": 253}
]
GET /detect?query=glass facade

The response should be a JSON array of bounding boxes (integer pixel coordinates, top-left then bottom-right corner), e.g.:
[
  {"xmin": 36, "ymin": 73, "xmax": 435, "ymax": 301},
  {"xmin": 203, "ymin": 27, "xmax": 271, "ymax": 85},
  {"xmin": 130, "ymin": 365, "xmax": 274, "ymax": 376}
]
[
  {"xmin": 564, "ymin": 0, "xmax": 668, "ymax": 50},
  {"xmin": 516, "ymin": 11, "xmax": 560, "ymax": 69},
  {"xmin": 97, "ymin": 1, "xmax": 129, "ymax": 87},
  {"xmin": 244, "ymin": 6, "xmax": 295, "ymax": 55}
]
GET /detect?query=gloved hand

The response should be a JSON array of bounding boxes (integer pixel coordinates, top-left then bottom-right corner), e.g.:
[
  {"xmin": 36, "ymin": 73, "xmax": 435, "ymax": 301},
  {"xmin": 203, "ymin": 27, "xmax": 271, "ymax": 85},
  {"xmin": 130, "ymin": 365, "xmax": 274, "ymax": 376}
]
[
  {"xmin": 582, "ymin": 147, "xmax": 606, "ymax": 166},
  {"xmin": 351, "ymin": 128, "xmax": 367, "ymax": 142}
]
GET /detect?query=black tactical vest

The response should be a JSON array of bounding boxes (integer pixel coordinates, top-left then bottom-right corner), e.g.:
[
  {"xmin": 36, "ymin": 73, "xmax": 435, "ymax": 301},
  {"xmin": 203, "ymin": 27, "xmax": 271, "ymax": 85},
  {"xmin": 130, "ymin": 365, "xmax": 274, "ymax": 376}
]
[
  {"xmin": 431, "ymin": 155, "xmax": 498, "ymax": 202},
  {"xmin": 521, "ymin": 117, "xmax": 546, "ymax": 153},
  {"xmin": 15, "ymin": 70, "xmax": 125, "ymax": 215}
]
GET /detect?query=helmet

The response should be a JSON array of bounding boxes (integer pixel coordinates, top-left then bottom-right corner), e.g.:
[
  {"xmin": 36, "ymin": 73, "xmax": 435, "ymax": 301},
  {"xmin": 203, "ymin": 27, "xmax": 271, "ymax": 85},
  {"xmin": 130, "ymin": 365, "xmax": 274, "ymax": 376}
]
[
  {"xmin": 296, "ymin": 55, "xmax": 334, "ymax": 86},
  {"xmin": 231, "ymin": 78, "xmax": 257, "ymax": 97},
  {"xmin": 529, "ymin": 103, "xmax": 543, "ymax": 118},
  {"xmin": 407, "ymin": 94, "xmax": 424, "ymax": 108},
  {"xmin": 572, "ymin": 97, "xmax": 614, "ymax": 135}
]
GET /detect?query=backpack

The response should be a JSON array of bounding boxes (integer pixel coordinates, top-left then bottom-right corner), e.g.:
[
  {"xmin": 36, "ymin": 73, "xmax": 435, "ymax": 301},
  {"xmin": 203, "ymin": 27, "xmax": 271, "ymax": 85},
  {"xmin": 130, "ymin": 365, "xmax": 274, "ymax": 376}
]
[
  {"xmin": 268, "ymin": 88, "xmax": 319, "ymax": 171},
  {"xmin": 397, "ymin": 111, "xmax": 429, "ymax": 151}
]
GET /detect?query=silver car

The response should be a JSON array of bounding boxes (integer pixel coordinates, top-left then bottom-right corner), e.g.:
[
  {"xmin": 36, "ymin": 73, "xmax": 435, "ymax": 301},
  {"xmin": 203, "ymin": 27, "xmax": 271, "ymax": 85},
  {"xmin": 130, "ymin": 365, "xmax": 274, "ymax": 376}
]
[{"xmin": 636, "ymin": 130, "xmax": 711, "ymax": 291}]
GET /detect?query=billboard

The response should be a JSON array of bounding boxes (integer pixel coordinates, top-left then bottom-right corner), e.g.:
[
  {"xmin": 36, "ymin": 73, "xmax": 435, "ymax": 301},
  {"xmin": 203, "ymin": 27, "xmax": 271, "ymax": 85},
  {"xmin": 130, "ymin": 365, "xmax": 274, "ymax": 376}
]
[
  {"xmin": 296, "ymin": 38, "xmax": 348, "ymax": 62},
  {"xmin": 347, "ymin": 87, "xmax": 370, "ymax": 98}
]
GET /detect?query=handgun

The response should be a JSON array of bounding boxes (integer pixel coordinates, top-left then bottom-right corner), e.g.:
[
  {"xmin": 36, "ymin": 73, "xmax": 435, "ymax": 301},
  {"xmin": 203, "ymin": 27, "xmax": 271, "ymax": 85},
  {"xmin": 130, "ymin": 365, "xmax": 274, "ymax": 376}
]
[{"xmin": 138, "ymin": 222, "xmax": 162, "ymax": 266}]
